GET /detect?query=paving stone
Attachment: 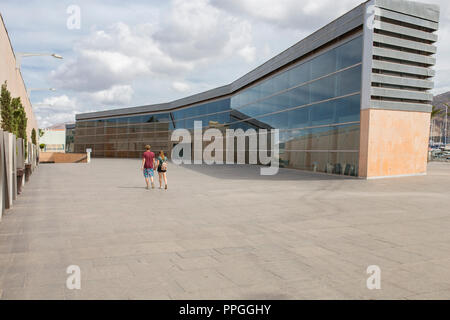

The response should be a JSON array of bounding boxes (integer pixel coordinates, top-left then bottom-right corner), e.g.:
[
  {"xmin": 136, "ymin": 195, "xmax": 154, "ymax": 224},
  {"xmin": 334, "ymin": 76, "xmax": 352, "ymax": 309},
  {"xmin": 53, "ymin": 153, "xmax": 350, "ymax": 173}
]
[{"xmin": 0, "ymin": 160, "xmax": 449, "ymax": 299}]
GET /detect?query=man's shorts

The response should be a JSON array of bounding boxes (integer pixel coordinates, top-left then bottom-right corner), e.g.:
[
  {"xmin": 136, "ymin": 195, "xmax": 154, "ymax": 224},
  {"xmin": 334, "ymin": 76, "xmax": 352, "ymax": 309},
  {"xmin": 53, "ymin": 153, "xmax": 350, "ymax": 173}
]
[{"xmin": 143, "ymin": 168, "xmax": 154, "ymax": 178}]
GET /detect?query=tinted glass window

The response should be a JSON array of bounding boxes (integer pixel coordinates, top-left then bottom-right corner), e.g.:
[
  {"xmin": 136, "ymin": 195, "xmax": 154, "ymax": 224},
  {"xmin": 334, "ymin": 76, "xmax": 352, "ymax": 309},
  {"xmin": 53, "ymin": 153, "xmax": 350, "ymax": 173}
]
[
  {"xmin": 311, "ymin": 49, "xmax": 337, "ymax": 79},
  {"xmin": 288, "ymin": 62, "xmax": 311, "ymax": 88},
  {"xmin": 288, "ymin": 107, "xmax": 310, "ymax": 129},
  {"xmin": 288, "ymin": 84, "xmax": 310, "ymax": 108},
  {"xmin": 310, "ymin": 100, "xmax": 335, "ymax": 126},
  {"xmin": 336, "ymin": 36, "xmax": 363, "ymax": 69},
  {"xmin": 336, "ymin": 65, "xmax": 362, "ymax": 96},
  {"xmin": 335, "ymin": 94, "xmax": 360, "ymax": 123},
  {"xmin": 310, "ymin": 75, "xmax": 336, "ymax": 103}
]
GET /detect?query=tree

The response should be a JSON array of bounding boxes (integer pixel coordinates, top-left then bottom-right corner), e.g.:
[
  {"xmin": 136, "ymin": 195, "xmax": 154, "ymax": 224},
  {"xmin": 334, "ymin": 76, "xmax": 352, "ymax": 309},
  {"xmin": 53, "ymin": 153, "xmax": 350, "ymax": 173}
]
[
  {"xmin": 1, "ymin": 81, "xmax": 14, "ymax": 132},
  {"xmin": 11, "ymin": 97, "xmax": 27, "ymax": 139},
  {"xmin": 10, "ymin": 97, "xmax": 28, "ymax": 158},
  {"xmin": 39, "ymin": 128, "xmax": 44, "ymax": 138},
  {"xmin": 431, "ymin": 105, "xmax": 443, "ymax": 119},
  {"xmin": 31, "ymin": 128, "xmax": 37, "ymax": 145}
]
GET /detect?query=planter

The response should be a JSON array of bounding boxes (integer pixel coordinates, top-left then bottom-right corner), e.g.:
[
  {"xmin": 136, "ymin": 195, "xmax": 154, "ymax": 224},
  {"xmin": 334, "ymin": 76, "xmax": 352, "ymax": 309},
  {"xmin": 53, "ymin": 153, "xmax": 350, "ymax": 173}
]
[
  {"xmin": 25, "ymin": 164, "xmax": 32, "ymax": 182},
  {"xmin": 17, "ymin": 168, "xmax": 24, "ymax": 195}
]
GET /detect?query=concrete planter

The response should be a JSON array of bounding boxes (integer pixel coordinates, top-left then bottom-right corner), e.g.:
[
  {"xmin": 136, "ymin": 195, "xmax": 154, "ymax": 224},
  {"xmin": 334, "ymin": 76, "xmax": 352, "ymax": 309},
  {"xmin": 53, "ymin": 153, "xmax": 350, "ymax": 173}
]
[
  {"xmin": 25, "ymin": 164, "xmax": 32, "ymax": 182},
  {"xmin": 16, "ymin": 168, "xmax": 24, "ymax": 194}
]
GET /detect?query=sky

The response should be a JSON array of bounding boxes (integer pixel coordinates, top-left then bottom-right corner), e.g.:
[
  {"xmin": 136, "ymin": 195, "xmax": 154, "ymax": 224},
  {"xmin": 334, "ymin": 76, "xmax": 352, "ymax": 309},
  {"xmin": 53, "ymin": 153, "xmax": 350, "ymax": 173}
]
[{"xmin": 1, "ymin": 0, "xmax": 449, "ymax": 128}]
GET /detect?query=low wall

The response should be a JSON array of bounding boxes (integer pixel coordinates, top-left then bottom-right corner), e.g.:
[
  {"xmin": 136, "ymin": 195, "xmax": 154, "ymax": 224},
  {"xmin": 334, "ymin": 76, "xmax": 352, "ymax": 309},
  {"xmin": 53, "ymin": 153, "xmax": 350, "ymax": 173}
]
[{"xmin": 39, "ymin": 152, "xmax": 87, "ymax": 163}]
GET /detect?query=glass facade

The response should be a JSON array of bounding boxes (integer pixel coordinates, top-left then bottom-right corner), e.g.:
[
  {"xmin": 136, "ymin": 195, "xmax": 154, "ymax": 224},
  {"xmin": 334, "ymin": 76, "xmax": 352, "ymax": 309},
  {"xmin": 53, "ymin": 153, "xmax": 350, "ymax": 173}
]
[
  {"xmin": 65, "ymin": 124, "xmax": 75, "ymax": 153},
  {"xmin": 75, "ymin": 35, "xmax": 363, "ymax": 175}
]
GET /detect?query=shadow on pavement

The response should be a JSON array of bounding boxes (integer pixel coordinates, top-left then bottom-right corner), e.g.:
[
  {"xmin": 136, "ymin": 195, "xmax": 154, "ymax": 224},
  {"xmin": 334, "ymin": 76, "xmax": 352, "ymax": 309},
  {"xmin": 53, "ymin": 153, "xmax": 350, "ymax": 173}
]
[{"xmin": 178, "ymin": 163, "xmax": 357, "ymax": 181}]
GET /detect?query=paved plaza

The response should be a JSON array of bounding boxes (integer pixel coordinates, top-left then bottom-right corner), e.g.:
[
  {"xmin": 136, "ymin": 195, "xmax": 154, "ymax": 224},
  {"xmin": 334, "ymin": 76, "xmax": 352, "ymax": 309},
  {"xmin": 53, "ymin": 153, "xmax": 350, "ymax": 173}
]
[{"xmin": 1, "ymin": 159, "xmax": 450, "ymax": 299}]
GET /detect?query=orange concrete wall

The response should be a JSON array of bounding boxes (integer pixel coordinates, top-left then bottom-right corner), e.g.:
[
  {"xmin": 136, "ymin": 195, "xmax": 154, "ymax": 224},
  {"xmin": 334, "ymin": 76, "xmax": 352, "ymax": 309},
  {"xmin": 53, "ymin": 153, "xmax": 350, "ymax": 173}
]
[
  {"xmin": 0, "ymin": 14, "xmax": 39, "ymax": 141},
  {"xmin": 359, "ymin": 109, "xmax": 430, "ymax": 178},
  {"xmin": 39, "ymin": 152, "xmax": 87, "ymax": 163}
]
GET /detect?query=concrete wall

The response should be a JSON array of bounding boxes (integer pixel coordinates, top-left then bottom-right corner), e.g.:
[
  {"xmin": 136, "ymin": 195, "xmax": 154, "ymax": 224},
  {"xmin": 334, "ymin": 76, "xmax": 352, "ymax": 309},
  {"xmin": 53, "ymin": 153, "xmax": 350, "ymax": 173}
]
[
  {"xmin": 359, "ymin": 0, "xmax": 439, "ymax": 178},
  {"xmin": 0, "ymin": 14, "xmax": 39, "ymax": 141},
  {"xmin": 0, "ymin": 130, "xmax": 39, "ymax": 220},
  {"xmin": 359, "ymin": 109, "xmax": 430, "ymax": 178}
]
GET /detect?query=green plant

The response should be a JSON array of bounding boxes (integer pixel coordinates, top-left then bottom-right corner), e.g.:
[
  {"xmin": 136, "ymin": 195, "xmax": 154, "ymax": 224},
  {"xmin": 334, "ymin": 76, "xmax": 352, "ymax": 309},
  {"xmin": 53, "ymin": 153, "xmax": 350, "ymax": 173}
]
[
  {"xmin": 39, "ymin": 143, "xmax": 45, "ymax": 151},
  {"xmin": 11, "ymin": 97, "xmax": 27, "ymax": 137},
  {"xmin": 31, "ymin": 128, "xmax": 37, "ymax": 145},
  {"xmin": 1, "ymin": 81, "xmax": 14, "ymax": 132},
  {"xmin": 11, "ymin": 97, "xmax": 28, "ymax": 157},
  {"xmin": 1, "ymin": 82, "xmax": 28, "ymax": 139},
  {"xmin": 38, "ymin": 128, "xmax": 44, "ymax": 138},
  {"xmin": 431, "ymin": 105, "xmax": 443, "ymax": 119}
]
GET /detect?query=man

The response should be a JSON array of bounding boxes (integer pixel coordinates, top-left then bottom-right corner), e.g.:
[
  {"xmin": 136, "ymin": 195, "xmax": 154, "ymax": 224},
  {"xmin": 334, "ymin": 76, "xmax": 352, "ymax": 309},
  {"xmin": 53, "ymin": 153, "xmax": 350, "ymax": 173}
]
[{"xmin": 141, "ymin": 145, "xmax": 155, "ymax": 189}]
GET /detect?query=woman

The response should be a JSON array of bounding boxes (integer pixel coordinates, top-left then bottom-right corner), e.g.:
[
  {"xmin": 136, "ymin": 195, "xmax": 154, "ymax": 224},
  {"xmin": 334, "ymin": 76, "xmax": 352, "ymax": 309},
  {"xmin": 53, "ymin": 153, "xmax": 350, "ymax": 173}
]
[{"xmin": 156, "ymin": 150, "xmax": 168, "ymax": 190}]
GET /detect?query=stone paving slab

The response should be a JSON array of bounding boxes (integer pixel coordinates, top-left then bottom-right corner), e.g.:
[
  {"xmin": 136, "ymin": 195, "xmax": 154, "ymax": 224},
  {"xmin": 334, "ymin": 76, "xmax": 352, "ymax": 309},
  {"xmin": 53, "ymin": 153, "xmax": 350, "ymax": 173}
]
[{"xmin": 0, "ymin": 159, "xmax": 449, "ymax": 299}]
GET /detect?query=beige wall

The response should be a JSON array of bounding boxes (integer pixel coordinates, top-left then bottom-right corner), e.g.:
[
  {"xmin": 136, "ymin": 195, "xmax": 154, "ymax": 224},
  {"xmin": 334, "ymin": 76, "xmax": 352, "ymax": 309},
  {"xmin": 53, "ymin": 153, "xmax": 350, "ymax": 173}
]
[
  {"xmin": 0, "ymin": 14, "xmax": 38, "ymax": 141},
  {"xmin": 359, "ymin": 109, "xmax": 430, "ymax": 178}
]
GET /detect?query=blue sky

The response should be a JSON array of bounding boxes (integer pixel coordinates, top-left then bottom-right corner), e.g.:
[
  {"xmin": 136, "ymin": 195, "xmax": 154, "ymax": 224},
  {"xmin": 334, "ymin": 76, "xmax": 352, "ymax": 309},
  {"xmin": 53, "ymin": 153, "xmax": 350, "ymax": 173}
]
[{"xmin": 1, "ymin": 0, "xmax": 449, "ymax": 127}]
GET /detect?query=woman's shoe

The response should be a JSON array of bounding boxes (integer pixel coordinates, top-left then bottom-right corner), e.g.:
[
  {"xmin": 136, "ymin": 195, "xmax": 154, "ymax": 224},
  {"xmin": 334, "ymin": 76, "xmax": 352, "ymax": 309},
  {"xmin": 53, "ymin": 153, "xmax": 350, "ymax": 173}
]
[{"xmin": 165, "ymin": 184, "xmax": 168, "ymax": 190}]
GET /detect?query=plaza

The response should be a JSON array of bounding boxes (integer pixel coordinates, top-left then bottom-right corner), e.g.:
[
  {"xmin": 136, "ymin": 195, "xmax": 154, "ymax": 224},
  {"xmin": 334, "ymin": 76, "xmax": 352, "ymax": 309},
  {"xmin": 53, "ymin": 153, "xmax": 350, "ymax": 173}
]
[{"xmin": 1, "ymin": 159, "xmax": 450, "ymax": 299}]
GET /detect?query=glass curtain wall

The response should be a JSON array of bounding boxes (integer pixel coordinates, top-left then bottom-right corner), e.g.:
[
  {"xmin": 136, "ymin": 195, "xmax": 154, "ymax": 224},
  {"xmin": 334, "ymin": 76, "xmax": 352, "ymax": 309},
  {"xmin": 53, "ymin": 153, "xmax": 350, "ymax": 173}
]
[{"xmin": 75, "ymin": 35, "xmax": 363, "ymax": 175}]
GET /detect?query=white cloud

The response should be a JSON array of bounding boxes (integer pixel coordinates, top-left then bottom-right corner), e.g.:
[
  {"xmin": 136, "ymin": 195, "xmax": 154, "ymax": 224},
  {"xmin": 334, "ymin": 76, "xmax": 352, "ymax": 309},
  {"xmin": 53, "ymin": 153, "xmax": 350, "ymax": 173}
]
[
  {"xmin": 172, "ymin": 81, "xmax": 190, "ymax": 93},
  {"xmin": 50, "ymin": 22, "xmax": 194, "ymax": 92},
  {"xmin": 210, "ymin": 0, "xmax": 362, "ymax": 30},
  {"xmin": 154, "ymin": 0, "xmax": 255, "ymax": 62},
  {"xmin": 238, "ymin": 45, "xmax": 256, "ymax": 63},
  {"xmin": 50, "ymin": 1, "xmax": 256, "ymax": 95},
  {"xmin": 90, "ymin": 85, "xmax": 134, "ymax": 105},
  {"xmin": 34, "ymin": 95, "xmax": 79, "ymax": 128}
]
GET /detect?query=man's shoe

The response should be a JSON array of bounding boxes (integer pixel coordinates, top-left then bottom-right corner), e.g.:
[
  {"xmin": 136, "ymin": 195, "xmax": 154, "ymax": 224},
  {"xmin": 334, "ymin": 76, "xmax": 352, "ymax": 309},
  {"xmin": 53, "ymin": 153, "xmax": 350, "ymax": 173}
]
[{"xmin": 151, "ymin": 182, "xmax": 155, "ymax": 189}]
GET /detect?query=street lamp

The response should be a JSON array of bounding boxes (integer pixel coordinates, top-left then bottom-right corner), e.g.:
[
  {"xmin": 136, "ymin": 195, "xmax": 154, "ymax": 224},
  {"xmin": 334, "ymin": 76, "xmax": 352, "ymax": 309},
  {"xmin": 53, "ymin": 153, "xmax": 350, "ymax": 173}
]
[
  {"xmin": 16, "ymin": 52, "xmax": 63, "ymax": 69},
  {"xmin": 445, "ymin": 103, "xmax": 448, "ymax": 147}
]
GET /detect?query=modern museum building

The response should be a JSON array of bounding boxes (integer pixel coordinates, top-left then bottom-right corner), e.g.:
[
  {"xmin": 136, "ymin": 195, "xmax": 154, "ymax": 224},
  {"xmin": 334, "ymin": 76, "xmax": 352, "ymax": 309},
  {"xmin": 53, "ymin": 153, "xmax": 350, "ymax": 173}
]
[{"xmin": 74, "ymin": 0, "xmax": 440, "ymax": 178}]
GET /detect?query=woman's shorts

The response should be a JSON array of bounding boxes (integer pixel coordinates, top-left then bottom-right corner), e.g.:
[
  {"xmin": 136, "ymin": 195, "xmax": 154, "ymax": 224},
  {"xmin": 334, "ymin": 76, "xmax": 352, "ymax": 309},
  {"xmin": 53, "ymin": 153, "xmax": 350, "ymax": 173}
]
[
  {"xmin": 157, "ymin": 168, "xmax": 166, "ymax": 173},
  {"xmin": 143, "ymin": 168, "xmax": 154, "ymax": 178}
]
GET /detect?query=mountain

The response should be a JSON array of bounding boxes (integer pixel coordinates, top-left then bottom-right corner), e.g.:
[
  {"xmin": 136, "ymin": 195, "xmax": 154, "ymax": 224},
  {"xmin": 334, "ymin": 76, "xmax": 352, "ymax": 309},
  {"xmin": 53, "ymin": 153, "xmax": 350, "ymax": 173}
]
[{"xmin": 433, "ymin": 91, "xmax": 450, "ymax": 115}]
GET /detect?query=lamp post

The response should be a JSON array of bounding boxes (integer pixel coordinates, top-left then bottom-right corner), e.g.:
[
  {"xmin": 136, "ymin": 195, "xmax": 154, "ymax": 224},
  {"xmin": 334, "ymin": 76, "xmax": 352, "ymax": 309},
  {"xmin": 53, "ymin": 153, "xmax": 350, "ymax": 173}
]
[
  {"xmin": 16, "ymin": 53, "xmax": 63, "ymax": 69},
  {"xmin": 445, "ymin": 103, "xmax": 448, "ymax": 147}
]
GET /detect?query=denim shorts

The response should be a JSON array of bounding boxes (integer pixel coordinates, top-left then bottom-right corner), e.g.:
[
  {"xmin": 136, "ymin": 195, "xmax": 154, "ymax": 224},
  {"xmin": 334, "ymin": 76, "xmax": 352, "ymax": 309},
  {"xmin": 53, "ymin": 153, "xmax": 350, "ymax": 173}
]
[{"xmin": 143, "ymin": 168, "xmax": 154, "ymax": 178}]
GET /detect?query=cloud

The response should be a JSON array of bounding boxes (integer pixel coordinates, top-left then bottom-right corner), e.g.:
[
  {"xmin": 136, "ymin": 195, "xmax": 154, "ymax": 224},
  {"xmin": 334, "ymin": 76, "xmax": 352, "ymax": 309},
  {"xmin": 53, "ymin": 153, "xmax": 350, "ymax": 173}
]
[
  {"xmin": 50, "ymin": 22, "xmax": 194, "ymax": 92},
  {"xmin": 210, "ymin": 0, "xmax": 362, "ymax": 31},
  {"xmin": 153, "ymin": 0, "xmax": 255, "ymax": 62},
  {"xmin": 172, "ymin": 81, "xmax": 190, "ymax": 93},
  {"xmin": 34, "ymin": 95, "xmax": 79, "ymax": 128},
  {"xmin": 50, "ymin": 1, "xmax": 256, "ymax": 94},
  {"xmin": 89, "ymin": 85, "xmax": 134, "ymax": 105},
  {"xmin": 238, "ymin": 45, "xmax": 256, "ymax": 63}
]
